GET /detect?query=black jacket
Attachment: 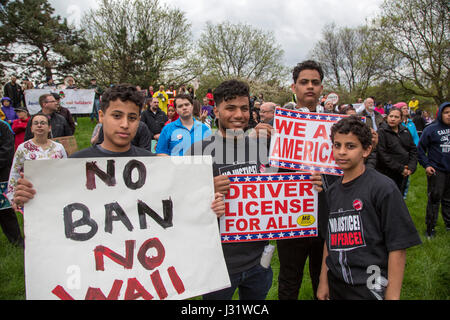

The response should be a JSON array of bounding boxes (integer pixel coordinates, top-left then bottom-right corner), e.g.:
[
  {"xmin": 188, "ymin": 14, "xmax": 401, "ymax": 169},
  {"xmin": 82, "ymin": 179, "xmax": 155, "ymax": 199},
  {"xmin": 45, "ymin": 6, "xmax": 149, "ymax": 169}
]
[
  {"xmin": 3, "ymin": 82, "xmax": 23, "ymax": 108},
  {"xmin": 376, "ymin": 122, "xmax": 418, "ymax": 176},
  {"xmin": 24, "ymin": 111, "xmax": 72, "ymax": 141},
  {"xmin": 140, "ymin": 108, "xmax": 168, "ymax": 138},
  {"xmin": 359, "ymin": 109, "xmax": 384, "ymax": 131}
]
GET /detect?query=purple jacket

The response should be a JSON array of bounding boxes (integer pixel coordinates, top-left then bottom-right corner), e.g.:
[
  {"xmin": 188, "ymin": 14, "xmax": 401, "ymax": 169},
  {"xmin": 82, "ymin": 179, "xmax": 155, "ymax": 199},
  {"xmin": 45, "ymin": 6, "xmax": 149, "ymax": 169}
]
[{"xmin": 1, "ymin": 97, "xmax": 18, "ymax": 123}]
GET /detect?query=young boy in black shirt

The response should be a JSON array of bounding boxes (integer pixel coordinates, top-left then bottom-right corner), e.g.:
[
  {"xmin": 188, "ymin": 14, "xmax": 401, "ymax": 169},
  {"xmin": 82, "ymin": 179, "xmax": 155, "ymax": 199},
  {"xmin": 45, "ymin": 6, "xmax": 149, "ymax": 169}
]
[{"xmin": 316, "ymin": 116, "xmax": 421, "ymax": 300}]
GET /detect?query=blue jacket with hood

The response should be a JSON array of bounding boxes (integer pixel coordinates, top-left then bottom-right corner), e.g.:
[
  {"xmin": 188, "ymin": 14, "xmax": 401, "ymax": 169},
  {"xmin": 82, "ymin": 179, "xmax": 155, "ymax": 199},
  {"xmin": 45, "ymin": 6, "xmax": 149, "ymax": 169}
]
[{"xmin": 418, "ymin": 102, "xmax": 450, "ymax": 173}]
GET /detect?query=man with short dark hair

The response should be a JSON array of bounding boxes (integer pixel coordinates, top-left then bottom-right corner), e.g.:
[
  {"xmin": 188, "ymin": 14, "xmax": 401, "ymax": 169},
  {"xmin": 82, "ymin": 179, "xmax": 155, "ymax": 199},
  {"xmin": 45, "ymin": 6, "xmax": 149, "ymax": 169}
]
[
  {"xmin": 277, "ymin": 60, "xmax": 329, "ymax": 300},
  {"xmin": 24, "ymin": 94, "xmax": 72, "ymax": 141},
  {"xmin": 288, "ymin": 60, "xmax": 324, "ymax": 113},
  {"xmin": 52, "ymin": 93, "xmax": 75, "ymax": 135},
  {"xmin": 189, "ymin": 79, "xmax": 275, "ymax": 300},
  {"xmin": 141, "ymin": 97, "xmax": 168, "ymax": 141},
  {"xmin": 156, "ymin": 93, "xmax": 211, "ymax": 156}
]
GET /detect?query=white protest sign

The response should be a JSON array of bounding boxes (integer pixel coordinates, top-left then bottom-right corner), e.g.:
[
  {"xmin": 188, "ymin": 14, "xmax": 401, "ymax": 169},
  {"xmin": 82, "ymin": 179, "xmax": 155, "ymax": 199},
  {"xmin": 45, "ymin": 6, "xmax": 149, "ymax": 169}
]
[
  {"xmin": 269, "ymin": 107, "xmax": 348, "ymax": 175},
  {"xmin": 327, "ymin": 93, "xmax": 339, "ymax": 105},
  {"xmin": 24, "ymin": 156, "xmax": 230, "ymax": 300},
  {"xmin": 24, "ymin": 89, "xmax": 95, "ymax": 114},
  {"xmin": 220, "ymin": 173, "xmax": 318, "ymax": 243}
]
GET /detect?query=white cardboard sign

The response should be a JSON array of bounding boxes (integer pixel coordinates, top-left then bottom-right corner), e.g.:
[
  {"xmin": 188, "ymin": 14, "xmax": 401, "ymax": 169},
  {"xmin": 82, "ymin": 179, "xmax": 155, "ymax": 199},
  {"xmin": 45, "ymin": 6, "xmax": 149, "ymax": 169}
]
[{"xmin": 24, "ymin": 156, "xmax": 230, "ymax": 300}]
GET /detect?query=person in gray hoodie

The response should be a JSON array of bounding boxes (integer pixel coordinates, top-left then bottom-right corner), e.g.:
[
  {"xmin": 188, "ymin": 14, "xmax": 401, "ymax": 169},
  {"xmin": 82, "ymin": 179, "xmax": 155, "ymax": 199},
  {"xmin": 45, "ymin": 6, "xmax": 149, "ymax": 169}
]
[{"xmin": 417, "ymin": 102, "xmax": 450, "ymax": 238}]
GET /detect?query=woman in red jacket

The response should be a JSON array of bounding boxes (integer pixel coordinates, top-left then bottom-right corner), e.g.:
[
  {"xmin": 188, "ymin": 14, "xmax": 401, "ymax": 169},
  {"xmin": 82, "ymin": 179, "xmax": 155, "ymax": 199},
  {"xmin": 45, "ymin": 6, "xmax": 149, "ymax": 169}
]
[{"xmin": 11, "ymin": 106, "xmax": 30, "ymax": 150}]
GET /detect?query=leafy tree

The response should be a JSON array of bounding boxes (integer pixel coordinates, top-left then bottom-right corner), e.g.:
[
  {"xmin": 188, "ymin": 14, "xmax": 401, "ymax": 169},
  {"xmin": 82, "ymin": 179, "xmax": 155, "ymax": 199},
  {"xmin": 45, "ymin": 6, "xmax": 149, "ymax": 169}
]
[
  {"xmin": 196, "ymin": 21, "xmax": 286, "ymax": 82},
  {"xmin": 0, "ymin": 0, "xmax": 91, "ymax": 81},
  {"xmin": 82, "ymin": 0, "xmax": 191, "ymax": 88}
]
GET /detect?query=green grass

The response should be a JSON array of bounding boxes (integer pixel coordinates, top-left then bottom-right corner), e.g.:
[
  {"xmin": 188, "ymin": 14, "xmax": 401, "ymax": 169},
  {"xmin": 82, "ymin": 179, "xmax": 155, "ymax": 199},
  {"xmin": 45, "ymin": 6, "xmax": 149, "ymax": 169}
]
[{"xmin": 0, "ymin": 117, "xmax": 448, "ymax": 300}]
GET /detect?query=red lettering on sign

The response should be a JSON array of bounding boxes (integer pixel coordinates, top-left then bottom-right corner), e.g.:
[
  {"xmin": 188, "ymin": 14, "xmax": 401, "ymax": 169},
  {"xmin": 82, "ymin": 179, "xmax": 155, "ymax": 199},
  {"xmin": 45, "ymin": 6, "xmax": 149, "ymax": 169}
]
[
  {"xmin": 94, "ymin": 240, "xmax": 135, "ymax": 271},
  {"xmin": 304, "ymin": 141, "xmax": 314, "ymax": 162},
  {"xmin": 276, "ymin": 118, "xmax": 294, "ymax": 135},
  {"xmin": 246, "ymin": 201, "xmax": 259, "ymax": 216},
  {"xmin": 303, "ymin": 198, "xmax": 315, "ymax": 212},
  {"xmin": 242, "ymin": 185, "xmax": 257, "ymax": 199},
  {"xmin": 226, "ymin": 185, "xmax": 240, "ymax": 200},
  {"xmin": 284, "ymin": 183, "xmax": 297, "ymax": 197},
  {"xmin": 85, "ymin": 280, "xmax": 123, "ymax": 300},
  {"xmin": 267, "ymin": 184, "xmax": 283, "ymax": 198},
  {"xmin": 226, "ymin": 219, "xmax": 234, "ymax": 231},
  {"xmin": 293, "ymin": 139, "xmax": 304, "ymax": 160},
  {"xmin": 313, "ymin": 125, "xmax": 328, "ymax": 139},
  {"xmin": 319, "ymin": 143, "xmax": 329, "ymax": 163},
  {"xmin": 290, "ymin": 199, "xmax": 301, "ymax": 213},
  {"xmin": 52, "ymin": 285, "xmax": 75, "ymax": 300},
  {"xmin": 300, "ymin": 183, "xmax": 313, "ymax": 197},
  {"xmin": 124, "ymin": 278, "xmax": 153, "ymax": 300},
  {"xmin": 249, "ymin": 218, "xmax": 261, "ymax": 231},
  {"xmin": 137, "ymin": 238, "xmax": 165, "ymax": 271},
  {"xmin": 150, "ymin": 270, "xmax": 168, "ymax": 300},
  {"xmin": 168, "ymin": 266, "xmax": 185, "ymax": 295},
  {"xmin": 282, "ymin": 138, "xmax": 295, "ymax": 159},
  {"xmin": 293, "ymin": 122, "xmax": 306, "ymax": 137}
]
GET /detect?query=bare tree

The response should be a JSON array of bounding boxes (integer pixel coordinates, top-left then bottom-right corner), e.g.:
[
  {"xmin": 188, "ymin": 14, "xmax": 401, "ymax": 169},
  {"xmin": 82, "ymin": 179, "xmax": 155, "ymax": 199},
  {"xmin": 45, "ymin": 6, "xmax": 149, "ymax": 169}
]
[
  {"xmin": 311, "ymin": 24, "xmax": 385, "ymax": 97},
  {"xmin": 311, "ymin": 23, "xmax": 342, "ymax": 89}
]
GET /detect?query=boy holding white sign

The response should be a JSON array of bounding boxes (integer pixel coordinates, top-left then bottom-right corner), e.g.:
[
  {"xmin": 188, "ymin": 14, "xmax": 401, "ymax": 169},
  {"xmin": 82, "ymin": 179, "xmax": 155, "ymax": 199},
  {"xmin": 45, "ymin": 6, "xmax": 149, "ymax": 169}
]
[
  {"xmin": 13, "ymin": 84, "xmax": 225, "ymax": 216},
  {"xmin": 316, "ymin": 116, "xmax": 421, "ymax": 300}
]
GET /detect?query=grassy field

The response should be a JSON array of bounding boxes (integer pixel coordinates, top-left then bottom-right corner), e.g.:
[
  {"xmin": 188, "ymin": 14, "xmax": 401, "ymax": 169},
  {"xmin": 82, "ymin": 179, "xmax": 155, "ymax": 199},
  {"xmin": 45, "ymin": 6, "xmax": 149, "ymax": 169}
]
[{"xmin": 0, "ymin": 117, "xmax": 449, "ymax": 300}]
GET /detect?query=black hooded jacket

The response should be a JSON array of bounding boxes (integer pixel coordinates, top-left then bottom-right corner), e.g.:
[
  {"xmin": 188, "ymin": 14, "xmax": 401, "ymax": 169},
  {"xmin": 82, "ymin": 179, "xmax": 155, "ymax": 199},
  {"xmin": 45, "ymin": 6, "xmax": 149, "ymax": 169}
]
[{"xmin": 376, "ymin": 121, "xmax": 418, "ymax": 176}]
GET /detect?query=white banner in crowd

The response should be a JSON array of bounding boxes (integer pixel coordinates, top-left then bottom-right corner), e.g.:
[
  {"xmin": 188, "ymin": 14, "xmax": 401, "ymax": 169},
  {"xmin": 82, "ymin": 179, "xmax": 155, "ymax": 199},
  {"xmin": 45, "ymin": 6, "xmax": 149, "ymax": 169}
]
[
  {"xmin": 24, "ymin": 89, "xmax": 95, "ymax": 115},
  {"xmin": 24, "ymin": 156, "xmax": 230, "ymax": 300}
]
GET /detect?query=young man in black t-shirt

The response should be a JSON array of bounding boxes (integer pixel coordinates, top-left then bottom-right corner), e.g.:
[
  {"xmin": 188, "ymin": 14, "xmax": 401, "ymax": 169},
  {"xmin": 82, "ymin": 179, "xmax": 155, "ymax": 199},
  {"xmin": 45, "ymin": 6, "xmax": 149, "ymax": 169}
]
[
  {"xmin": 189, "ymin": 79, "xmax": 276, "ymax": 300},
  {"xmin": 316, "ymin": 116, "xmax": 421, "ymax": 300}
]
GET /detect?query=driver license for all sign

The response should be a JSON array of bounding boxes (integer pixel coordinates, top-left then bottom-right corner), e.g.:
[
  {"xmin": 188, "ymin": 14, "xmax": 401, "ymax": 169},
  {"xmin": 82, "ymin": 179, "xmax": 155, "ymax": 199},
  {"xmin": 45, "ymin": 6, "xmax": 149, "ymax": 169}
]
[{"xmin": 220, "ymin": 107, "xmax": 347, "ymax": 242}]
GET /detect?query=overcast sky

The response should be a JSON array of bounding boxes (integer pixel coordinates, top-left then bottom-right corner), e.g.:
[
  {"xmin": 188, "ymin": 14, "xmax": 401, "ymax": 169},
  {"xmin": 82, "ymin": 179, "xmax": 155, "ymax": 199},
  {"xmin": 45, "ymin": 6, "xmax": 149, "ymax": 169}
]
[{"xmin": 49, "ymin": 0, "xmax": 383, "ymax": 68}]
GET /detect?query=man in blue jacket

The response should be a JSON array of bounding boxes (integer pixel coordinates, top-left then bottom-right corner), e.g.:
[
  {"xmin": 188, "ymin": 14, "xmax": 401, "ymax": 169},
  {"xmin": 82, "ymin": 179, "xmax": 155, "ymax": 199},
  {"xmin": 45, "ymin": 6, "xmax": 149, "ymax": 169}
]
[
  {"xmin": 418, "ymin": 102, "xmax": 450, "ymax": 238},
  {"xmin": 156, "ymin": 94, "xmax": 211, "ymax": 156}
]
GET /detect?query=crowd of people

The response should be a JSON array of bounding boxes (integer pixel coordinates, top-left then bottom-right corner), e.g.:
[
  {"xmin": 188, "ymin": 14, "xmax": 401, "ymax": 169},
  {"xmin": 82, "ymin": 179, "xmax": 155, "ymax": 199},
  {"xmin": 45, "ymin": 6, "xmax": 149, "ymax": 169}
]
[{"xmin": 0, "ymin": 59, "xmax": 449, "ymax": 301}]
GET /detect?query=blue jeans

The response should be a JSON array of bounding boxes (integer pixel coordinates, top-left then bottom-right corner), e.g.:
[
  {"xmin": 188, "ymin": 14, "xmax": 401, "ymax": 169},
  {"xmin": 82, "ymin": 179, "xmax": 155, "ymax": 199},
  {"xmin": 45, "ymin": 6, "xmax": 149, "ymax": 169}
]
[
  {"xmin": 203, "ymin": 264, "xmax": 273, "ymax": 300},
  {"xmin": 90, "ymin": 99, "xmax": 100, "ymax": 121}
]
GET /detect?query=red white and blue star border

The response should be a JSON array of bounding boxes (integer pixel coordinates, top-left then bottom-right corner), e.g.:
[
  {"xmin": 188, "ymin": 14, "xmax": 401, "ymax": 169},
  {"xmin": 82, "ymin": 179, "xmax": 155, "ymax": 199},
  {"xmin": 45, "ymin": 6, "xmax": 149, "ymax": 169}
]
[{"xmin": 221, "ymin": 228, "xmax": 317, "ymax": 243}]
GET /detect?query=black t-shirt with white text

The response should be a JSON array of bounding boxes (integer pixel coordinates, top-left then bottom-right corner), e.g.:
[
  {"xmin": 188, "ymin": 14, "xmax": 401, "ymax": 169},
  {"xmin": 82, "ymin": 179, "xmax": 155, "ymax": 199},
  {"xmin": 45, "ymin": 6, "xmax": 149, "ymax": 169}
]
[{"xmin": 325, "ymin": 168, "xmax": 421, "ymax": 286}]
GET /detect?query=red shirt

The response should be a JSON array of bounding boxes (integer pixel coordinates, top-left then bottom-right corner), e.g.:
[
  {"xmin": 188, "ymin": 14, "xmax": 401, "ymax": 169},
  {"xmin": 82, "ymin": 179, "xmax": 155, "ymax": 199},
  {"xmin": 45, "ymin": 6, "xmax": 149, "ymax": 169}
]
[
  {"xmin": 206, "ymin": 93, "xmax": 214, "ymax": 106},
  {"xmin": 12, "ymin": 117, "xmax": 30, "ymax": 150}
]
